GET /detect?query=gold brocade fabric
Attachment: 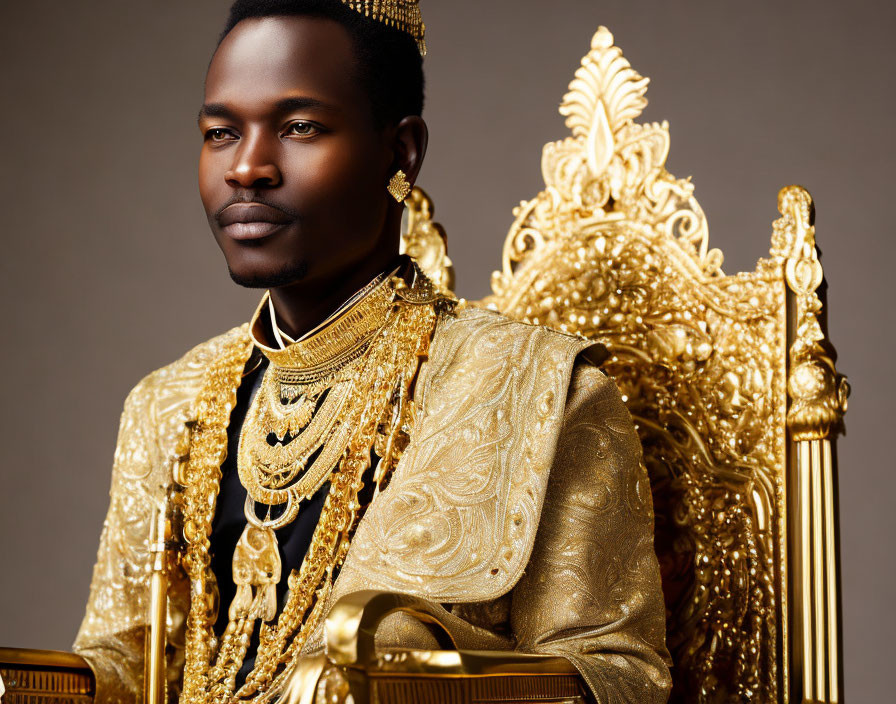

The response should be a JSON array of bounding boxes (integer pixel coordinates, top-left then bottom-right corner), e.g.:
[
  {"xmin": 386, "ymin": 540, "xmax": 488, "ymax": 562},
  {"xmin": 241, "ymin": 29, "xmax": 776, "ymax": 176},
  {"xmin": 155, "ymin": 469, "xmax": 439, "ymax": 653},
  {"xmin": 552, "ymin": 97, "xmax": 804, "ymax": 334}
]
[{"xmin": 73, "ymin": 307, "xmax": 672, "ymax": 703}]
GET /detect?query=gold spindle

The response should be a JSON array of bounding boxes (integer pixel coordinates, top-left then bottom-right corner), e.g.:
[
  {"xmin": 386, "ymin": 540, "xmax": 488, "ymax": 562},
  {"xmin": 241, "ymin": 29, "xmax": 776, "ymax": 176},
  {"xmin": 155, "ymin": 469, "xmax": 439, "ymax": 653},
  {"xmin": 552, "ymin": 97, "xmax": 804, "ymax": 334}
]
[{"xmin": 144, "ymin": 502, "xmax": 171, "ymax": 704}]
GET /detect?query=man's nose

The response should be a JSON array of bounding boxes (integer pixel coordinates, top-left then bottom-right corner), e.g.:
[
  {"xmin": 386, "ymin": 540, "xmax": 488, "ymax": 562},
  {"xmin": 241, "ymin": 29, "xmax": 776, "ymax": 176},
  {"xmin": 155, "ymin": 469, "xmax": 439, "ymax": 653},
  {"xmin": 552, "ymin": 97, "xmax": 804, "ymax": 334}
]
[{"xmin": 224, "ymin": 133, "xmax": 282, "ymax": 188}]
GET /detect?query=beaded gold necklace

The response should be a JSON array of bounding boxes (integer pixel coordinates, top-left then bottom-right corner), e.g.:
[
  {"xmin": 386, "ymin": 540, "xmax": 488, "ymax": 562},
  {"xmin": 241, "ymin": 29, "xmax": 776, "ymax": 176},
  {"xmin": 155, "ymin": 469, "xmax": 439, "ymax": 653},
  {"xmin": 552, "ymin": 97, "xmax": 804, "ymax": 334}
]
[{"xmin": 177, "ymin": 265, "xmax": 451, "ymax": 703}]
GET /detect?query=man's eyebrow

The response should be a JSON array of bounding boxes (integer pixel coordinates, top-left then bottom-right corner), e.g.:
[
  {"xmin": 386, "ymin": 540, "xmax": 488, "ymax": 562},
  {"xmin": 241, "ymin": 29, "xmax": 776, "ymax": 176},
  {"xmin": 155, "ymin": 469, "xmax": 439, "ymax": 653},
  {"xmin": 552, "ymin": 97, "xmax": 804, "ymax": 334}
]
[
  {"xmin": 274, "ymin": 96, "xmax": 337, "ymax": 113},
  {"xmin": 197, "ymin": 96, "xmax": 337, "ymax": 125},
  {"xmin": 197, "ymin": 103, "xmax": 235, "ymax": 123}
]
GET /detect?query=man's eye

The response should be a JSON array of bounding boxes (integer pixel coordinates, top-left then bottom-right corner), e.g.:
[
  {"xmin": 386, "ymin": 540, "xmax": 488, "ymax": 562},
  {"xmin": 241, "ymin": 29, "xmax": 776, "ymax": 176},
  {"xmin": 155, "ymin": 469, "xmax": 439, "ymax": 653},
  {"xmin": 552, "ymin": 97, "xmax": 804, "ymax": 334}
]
[
  {"xmin": 206, "ymin": 128, "xmax": 235, "ymax": 142},
  {"xmin": 285, "ymin": 122, "xmax": 319, "ymax": 137}
]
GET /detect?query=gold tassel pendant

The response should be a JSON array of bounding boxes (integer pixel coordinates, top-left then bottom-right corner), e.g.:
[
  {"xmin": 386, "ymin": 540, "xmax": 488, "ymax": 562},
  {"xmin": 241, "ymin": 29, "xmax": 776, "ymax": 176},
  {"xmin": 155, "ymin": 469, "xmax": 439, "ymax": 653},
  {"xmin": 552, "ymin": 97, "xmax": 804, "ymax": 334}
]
[{"xmin": 230, "ymin": 524, "xmax": 282, "ymax": 623}]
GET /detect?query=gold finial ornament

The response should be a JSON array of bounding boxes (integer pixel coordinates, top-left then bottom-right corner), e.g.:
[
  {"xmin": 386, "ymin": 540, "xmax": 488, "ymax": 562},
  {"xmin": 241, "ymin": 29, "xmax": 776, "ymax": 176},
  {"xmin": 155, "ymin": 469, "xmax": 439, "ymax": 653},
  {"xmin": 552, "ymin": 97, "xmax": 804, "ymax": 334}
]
[
  {"xmin": 343, "ymin": 0, "xmax": 426, "ymax": 55},
  {"xmin": 387, "ymin": 169, "xmax": 413, "ymax": 202}
]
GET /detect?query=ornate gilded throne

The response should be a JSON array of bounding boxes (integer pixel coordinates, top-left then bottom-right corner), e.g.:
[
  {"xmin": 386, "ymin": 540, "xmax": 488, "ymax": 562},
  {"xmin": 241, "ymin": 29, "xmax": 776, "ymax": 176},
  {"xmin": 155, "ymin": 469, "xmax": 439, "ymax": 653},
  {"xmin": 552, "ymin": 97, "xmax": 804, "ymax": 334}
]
[{"xmin": 0, "ymin": 26, "xmax": 846, "ymax": 704}]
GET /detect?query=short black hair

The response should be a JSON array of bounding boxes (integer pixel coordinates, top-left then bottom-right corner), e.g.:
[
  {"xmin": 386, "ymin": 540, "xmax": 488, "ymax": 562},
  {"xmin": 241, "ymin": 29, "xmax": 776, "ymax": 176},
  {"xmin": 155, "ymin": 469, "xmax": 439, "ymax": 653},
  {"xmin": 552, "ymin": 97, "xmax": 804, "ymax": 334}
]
[{"xmin": 219, "ymin": 0, "xmax": 424, "ymax": 128}]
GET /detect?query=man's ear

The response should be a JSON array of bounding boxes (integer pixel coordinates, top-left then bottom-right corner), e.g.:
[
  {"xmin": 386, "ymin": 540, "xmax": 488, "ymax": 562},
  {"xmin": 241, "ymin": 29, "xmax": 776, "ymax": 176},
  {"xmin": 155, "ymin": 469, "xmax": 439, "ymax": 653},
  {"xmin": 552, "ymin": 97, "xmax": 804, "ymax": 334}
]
[{"xmin": 391, "ymin": 115, "xmax": 428, "ymax": 185}]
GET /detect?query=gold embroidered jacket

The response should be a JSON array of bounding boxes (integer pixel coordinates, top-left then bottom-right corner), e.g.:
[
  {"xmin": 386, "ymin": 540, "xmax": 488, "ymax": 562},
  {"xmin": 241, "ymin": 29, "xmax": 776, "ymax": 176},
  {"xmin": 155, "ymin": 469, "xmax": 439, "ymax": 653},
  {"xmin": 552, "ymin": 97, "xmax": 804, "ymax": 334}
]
[{"xmin": 74, "ymin": 307, "xmax": 672, "ymax": 703}]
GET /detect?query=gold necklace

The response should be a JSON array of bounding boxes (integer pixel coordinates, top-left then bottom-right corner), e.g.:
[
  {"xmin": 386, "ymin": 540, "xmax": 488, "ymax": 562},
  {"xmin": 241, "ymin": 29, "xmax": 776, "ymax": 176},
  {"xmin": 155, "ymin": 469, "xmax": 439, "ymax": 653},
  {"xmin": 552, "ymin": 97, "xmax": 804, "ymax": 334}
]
[
  {"xmin": 239, "ymin": 274, "xmax": 396, "ymax": 528},
  {"xmin": 178, "ymin": 265, "xmax": 453, "ymax": 704}
]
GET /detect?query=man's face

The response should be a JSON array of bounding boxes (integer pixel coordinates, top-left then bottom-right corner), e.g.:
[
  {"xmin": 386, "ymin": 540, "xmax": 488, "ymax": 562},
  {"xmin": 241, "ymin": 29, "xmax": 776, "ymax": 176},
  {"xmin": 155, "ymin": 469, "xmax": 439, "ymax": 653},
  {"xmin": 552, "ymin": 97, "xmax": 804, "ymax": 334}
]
[{"xmin": 199, "ymin": 16, "xmax": 394, "ymax": 288}]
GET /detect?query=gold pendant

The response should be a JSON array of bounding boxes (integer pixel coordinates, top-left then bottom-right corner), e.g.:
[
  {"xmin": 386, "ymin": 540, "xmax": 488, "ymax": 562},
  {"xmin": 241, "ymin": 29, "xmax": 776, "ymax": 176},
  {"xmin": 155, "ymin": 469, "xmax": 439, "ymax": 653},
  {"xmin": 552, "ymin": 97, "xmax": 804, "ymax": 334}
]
[{"xmin": 230, "ymin": 524, "xmax": 282, "ymax": 623}]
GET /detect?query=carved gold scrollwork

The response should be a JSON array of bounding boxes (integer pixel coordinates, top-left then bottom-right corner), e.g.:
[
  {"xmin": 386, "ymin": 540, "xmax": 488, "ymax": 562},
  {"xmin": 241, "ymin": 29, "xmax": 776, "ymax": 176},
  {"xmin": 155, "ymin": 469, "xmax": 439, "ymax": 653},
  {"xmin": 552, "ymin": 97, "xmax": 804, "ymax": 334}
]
[
  {"xmin": 400, "ymin": 186, "xmax": 455, "ymax": 293},
  {"xmin": 481, "ymin": 27, "xmax": 844, "ymax": 703},
  {"xmin": 489, "ymin": 26, "xmax": 721, "ymax": 314}
]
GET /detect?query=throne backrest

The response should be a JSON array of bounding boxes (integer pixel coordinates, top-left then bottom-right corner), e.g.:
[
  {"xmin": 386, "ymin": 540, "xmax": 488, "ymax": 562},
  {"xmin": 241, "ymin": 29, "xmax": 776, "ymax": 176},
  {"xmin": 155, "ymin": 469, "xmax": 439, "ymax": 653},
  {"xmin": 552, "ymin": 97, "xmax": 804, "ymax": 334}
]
[{"xmin": 447, "ymin": 28, "xmax": 847, "ymax": 704}]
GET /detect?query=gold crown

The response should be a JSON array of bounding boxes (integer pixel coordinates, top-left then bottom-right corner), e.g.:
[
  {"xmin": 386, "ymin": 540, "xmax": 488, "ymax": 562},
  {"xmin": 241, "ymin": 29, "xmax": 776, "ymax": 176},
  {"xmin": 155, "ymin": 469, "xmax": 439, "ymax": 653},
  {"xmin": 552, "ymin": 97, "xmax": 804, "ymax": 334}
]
[{"xmin": 343, "ymin": 0, "xmax": 426, "ymax": 55}]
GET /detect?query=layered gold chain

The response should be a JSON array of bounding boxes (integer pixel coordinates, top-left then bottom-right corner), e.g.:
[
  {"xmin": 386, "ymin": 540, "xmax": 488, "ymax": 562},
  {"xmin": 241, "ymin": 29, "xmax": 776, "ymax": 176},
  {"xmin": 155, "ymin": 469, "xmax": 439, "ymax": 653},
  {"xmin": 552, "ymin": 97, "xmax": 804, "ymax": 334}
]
[{"xmin": 177, "ymin": 267, "xmax": 450, "ymax": 703}]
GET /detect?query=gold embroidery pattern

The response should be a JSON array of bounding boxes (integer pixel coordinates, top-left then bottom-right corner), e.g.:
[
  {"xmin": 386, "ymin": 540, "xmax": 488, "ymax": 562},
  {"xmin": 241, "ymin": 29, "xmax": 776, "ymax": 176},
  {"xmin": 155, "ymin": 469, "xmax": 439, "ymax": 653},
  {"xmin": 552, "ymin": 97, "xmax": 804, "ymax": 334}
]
[{"xmin": 509, "ymin": 364, "xmax": 671, "ymax": 700}]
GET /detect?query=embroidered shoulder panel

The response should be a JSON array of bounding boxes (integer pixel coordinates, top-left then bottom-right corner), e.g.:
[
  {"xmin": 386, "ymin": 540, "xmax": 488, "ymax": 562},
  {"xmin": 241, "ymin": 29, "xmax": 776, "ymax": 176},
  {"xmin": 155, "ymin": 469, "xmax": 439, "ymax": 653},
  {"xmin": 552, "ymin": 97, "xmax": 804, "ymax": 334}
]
[{"xmin": 330, "ymin": 308, "xmax": 592, "ymax": 603}]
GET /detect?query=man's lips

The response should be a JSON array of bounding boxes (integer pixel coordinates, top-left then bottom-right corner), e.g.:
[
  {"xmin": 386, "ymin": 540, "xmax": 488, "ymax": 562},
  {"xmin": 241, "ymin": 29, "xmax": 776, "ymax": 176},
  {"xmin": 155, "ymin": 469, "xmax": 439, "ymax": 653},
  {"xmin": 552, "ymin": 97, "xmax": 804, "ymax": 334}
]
[{"xmin": 217, "ymin": 202, "xmax": 295, "ymax": 240}]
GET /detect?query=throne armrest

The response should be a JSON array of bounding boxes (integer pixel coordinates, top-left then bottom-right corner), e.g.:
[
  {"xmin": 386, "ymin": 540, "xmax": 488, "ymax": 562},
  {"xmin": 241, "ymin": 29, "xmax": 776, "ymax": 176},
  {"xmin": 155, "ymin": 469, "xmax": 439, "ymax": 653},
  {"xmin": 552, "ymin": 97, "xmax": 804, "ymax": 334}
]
[
  {"xmin": 320, "ymin": 591, "xmax": 588, "ymax": 704},
  {"xmin": 0, "ymin": 648, "xmax": 95, "ymax": 702}
]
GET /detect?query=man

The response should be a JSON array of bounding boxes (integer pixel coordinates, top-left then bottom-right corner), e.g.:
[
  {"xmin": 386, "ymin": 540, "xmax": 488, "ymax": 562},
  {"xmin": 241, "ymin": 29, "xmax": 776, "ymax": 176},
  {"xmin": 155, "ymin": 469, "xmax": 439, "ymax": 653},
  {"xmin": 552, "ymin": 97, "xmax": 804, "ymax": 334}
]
[{"xmin": 74, "ymin": 1, "xmax": 671, "ymax": 702}]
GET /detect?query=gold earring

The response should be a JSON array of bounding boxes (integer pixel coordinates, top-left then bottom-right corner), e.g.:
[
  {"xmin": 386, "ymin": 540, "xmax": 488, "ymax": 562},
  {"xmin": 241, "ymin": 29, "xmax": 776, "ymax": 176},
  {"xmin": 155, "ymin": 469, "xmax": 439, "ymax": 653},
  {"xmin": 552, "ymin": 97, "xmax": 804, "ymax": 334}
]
[{"xmin": 388, "ymin": 169, "xmax": 412, "ymax": 203}]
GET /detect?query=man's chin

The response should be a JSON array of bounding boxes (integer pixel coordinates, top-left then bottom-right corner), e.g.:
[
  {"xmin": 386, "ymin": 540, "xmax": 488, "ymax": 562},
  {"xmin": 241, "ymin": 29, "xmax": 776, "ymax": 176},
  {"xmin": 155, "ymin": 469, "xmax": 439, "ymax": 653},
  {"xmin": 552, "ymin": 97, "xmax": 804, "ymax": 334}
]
[{"xmin": 227, "ymin": 261, "xmax": 309, "ymax": 289}]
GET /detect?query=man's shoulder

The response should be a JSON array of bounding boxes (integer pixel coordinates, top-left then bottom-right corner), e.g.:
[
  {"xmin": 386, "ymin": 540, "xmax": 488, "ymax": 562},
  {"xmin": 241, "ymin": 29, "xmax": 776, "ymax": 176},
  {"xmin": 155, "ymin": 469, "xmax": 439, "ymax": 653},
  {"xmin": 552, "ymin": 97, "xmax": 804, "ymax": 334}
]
[
  {"xmin": 437, "ymin": 303, "xmax": 582, "ymax": 345},
  {"xmin": 123, "ymin": 324, "xmax": 249, "ymax": 414},
  {"xmin": 429, "ymin": 305, "xmax": 621, "ymax": 424},
  {"xmin": 433, "ymin": 304, "xmax": 608, "ymax": 368}
]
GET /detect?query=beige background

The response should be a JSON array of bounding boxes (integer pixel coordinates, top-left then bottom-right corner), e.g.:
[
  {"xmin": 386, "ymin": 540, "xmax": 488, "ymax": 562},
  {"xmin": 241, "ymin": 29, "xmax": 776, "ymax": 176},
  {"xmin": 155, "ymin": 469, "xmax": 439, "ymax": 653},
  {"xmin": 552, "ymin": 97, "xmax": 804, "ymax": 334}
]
[{"xmin": 1, "ymin": 1, "xmax": 893, "ymax": 699}]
